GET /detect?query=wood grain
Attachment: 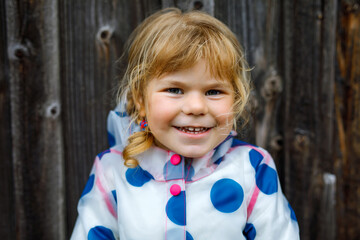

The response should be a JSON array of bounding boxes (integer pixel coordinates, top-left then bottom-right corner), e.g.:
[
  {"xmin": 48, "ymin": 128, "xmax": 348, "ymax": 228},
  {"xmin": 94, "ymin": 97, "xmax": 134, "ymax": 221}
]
[
  {"xmin": 0, "ymin": 0, "xmax": 15, "ymax": 239},
  {"xmin": 58, "ymin": 0, "xmax": 161, "ymax": 237},
  {"xmin": 1, "ymin": 1, "xmax": 359, "ymax": 239},
  {"xmin": 5, "ymin": 0, "xmax": 65, "ymax": 239}
]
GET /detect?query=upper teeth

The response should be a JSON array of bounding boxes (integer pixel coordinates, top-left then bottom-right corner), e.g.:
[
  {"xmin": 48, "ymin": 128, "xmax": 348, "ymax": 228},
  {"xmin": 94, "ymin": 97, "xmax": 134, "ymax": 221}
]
[{"xmin": 177, "ymin": 127, "xmax": 208, "ymax": 133}]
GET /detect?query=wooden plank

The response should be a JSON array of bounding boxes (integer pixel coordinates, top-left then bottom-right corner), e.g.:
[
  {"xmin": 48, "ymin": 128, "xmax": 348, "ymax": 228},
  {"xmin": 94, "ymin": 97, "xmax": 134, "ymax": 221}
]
[
  {"xmin": 336, "ymin": 1, "xmax": 360, "ymax": 238},
  {"xmin": 162, "ymin": 0, "xmax": 214, "ymax": 15},
  {"xmin": 214, "ymin": 0, "xmax": 256, "ymax": 146},
  {"xmin": 59, "ymin": 0, "xmax": 162, "ymax": 237},
  {"xmin": 282, "ymin": 0, "xmax": 338, "ymax": 239},
  {"xmin": 0, "ymin": 0, "xmax": 15, "ymax": 239},
  {"xmin": 214, "ymin": 0, "xmax": 285, "ymax": 176},
  {"xmin": 5, "ymin": 0, "xmax": 65, "ymax": 239}
]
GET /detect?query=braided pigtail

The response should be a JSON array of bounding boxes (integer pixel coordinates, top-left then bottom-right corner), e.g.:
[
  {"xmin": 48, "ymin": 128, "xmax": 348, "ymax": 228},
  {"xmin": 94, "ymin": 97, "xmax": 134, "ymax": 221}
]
[{"xmin": 122, "ymin": 130, "xmax": 154, "ymax": 168}]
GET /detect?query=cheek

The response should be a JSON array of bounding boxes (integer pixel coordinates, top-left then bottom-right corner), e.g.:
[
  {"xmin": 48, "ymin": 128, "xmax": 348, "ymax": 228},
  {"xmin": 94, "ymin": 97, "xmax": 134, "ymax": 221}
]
[
  {"xmin": 146, "ymin": 95, "xmax": 175, "ymax": 124},
  {"xmin": 213, "ymin": 100, "xmax": 234, "ymax": 124}
]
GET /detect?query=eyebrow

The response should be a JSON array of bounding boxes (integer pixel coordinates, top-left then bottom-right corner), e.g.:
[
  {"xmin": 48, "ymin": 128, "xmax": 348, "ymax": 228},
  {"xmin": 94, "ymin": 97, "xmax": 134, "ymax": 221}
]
[
  {"xmin": 158, "ymin": 78, "xmax": 186, "ymax": 86},
  {"xmin": 159, "ymin": 78, "xmax": 231, "ymax": 88}
]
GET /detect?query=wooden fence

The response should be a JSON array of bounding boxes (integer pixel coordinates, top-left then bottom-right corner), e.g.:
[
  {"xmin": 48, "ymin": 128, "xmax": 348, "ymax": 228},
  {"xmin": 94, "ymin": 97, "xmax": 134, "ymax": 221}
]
[{"xmin": 1, "ymin": 0, "xmax": 359, "ymax": 239}]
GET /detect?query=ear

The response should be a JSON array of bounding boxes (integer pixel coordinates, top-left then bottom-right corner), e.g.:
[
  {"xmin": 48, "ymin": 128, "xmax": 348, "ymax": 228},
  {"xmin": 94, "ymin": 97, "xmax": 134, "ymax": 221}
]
[{"xmin": 134, "ymin": 96, "xmax": 146, "ymax": 118}]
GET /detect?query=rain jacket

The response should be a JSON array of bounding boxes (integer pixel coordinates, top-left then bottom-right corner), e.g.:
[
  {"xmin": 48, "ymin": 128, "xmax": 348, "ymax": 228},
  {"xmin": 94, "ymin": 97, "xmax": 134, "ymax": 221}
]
[{"xmin": 71, "ymin": 102, "xmax": 300, "ymax": 240}]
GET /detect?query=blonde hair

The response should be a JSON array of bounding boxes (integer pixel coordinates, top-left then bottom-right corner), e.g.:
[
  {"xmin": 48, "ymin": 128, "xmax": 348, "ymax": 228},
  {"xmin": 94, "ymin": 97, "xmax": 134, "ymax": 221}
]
[{"xmin": 117, "ymin": 8, "xmax": 251, "ymax": 168}]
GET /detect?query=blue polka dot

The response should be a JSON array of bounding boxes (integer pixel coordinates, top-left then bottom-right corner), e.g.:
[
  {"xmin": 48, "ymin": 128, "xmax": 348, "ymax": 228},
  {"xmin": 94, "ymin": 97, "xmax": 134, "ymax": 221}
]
[
  {"xmin": 115, "ymin": 111, "xmax": 128, "ymax": 117},
  {"xmin": 126, "ymin": 166, "xmax": 154, "ymax": 187},
  {"xmin": 163, "ymin": 160, "xmax": 183, "ymax": 180},
  {"xmin": 108, "ymin": 132, "xmax": 115, "ymax": 147},
  {"xmin": 214, "ymin": 156, "xmax": 224, "ymax": 165},
  {"xmin": 97, "ymin": 149, "xmax": 111, "ymax": 160},
  {"xmin": 243, "ymin": 223, "xmax": 256, "ymax": 240},
  {"xmin": 166, "ymin": 191, "xmax": 186, "ymax": 225},
  {"xmin": 256, "ymin": 164, "xmax": 278, "ymax": 195},
  {"xmin": 88, "ymin": 226, "xmax": 116, "ymax": 240},
  {"xmin": 166, "ymin": 229, "xmax": 193, "ymax": 240},
  {"xmin": 186, "ymin": 231, "xmax": 194, "ymax": 240},
  {"xmin": 112, "ymin": 190, "xmax": 117, "ymax": 204},
  {"xmin": 249, "ymin": 149, "xmax": 263, "ymax": 170},
  {"xmin": 81, "ymin": 174, "xmax": 95, "ymax": 198},
  {"xmin": 210, "ymin": 178, "xmax": 244, "ymax": 213},
  {"xmin": 231, "ymin": 138, "xmax": 252, "ymax": 148},
  {"xmin": 288, "ymin": 203, "xmax": 297, "ymax": 221}
]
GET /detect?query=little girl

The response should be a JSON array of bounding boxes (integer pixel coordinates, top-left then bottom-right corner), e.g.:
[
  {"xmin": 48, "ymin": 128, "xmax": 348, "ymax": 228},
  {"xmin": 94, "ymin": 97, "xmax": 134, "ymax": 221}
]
[{"xmin": 71, "ymin": 8, "xmax": 300, "ymax": 240}]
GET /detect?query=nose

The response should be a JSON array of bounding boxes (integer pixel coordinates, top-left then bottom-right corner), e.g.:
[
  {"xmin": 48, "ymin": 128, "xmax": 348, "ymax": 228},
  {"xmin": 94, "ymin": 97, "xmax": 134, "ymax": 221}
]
[{"xmin": 182, "ymin": 92, "xmax": 208, "ymax": 115}]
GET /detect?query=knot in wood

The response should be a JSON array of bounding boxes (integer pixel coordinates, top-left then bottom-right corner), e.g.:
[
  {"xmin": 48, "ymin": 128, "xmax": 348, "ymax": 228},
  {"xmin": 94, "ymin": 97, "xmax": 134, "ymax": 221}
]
[
  {"xmin": 9, "ymin": 43, "xmax": 30, "ymax": 61},
  {"xmin": 15, "ymin": 49, "xmax": 25, "ymax": 59},
  {"xmin": 193, "ymin": 1, "xmax": 204, "ymax": 10},
  {"xmin": 317, "ymin": 12, "xmax": 323, "ymax": 20},
  {"xmin": 97, "ymin": 26, "xmax": 113, "ymax": 44},
  {"xmin": 261, "ymin": 74, "xmax": 282, "ymax": 101},
  {"xmin": 270, "ymin": 135, "xmax": 283, "ymax": 151},
  {"xmin": 293, "ymin": 133, "xmax": 310, "ymax": 152},
  {"xmin": 45, "ymin": 102, "xmax": 60, "ymax": 119}
]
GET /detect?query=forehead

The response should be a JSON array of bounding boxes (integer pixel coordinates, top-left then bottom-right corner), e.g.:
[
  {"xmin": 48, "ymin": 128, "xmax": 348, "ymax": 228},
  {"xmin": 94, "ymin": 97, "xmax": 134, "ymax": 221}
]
[{"xmin": 151, "ymin": 60, "xmax": 233, "ymax": 87}]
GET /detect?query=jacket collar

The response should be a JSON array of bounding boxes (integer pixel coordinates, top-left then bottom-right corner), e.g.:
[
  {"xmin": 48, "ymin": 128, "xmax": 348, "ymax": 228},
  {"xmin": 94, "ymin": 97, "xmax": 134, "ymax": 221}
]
[{"xmin": 136, "ymin": 133, "xmax": 235, "ymax": 182}]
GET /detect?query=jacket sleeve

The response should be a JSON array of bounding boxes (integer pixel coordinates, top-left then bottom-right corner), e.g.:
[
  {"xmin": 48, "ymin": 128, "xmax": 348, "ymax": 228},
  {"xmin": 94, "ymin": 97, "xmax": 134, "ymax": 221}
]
[
  {"xmin": 70, "ymin": 154, "xmax": 119, "ymax": 240},
  {"xmin": 244, "ymin": 148, "xmax": 300, "ymax": 240}
]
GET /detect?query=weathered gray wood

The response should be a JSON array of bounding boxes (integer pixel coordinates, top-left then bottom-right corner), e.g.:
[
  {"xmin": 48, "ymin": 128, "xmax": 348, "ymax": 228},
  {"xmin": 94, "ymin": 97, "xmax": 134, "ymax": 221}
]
[
  {"xmin": 214, "ymin": 0, "xmax": 256, "ymax": 146},
  {"xmin": 162, "ymin": 0, "xmax": 214, "ymax": 15},
  {"xmin": 282, "ymin": 0, "xmax": 338, "ymax": 239},
  {"xmin": 1, "ymin": 1, "xmax": 359, "ymax": 239},
  {"xmin": 214, "ymin": 0, "xmax": 284, "ymax": 175},
  {"xmin": 0, "ymin": 0, "xmax": 15, "ymax": 239},
  {"xmin": 5, "ymin": 0, "xmax": 65, "ymax": 239},
  {"xmin": 59, "ymin": 0, "xmax": 162, "ymax": 237},
  {"xmin": 320, "ymin": 173, "xmax": 336, "ymax": 239}
]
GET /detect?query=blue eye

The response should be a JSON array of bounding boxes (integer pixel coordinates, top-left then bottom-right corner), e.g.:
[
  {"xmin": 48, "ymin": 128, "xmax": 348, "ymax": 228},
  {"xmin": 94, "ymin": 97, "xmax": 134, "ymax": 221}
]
[
  {"xmin": 206, "ymin": 89, "xmax": 221, "ymax": 96},
  {"xmin": 167, "ymin": 88, "xmax": 183, "ymax": 94}
]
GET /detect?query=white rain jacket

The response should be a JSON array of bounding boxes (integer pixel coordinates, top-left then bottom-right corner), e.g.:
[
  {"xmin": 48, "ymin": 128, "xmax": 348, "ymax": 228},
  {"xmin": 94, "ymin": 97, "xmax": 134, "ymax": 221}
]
[{"xmin": 71, "ymin": 102, "xmax": 300, "ymax": 240}]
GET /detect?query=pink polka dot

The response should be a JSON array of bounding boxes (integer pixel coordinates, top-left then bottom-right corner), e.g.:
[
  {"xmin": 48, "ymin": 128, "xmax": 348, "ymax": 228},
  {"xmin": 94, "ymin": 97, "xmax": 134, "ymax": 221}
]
[
  {"xmin": 170, "ymin": 154, "xmax": 181, "ymax": 165},
  {"xmin": 170, "ymin": 184, "xmax": 181, "ymax": 196}
]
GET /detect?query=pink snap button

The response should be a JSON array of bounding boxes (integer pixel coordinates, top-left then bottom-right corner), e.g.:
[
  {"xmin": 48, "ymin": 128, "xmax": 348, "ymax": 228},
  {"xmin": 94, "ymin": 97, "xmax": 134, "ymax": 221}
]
[
  {"xmin": 170, "ymin": 184, "xmax": 181, "ymax": 196},
  {"xmin": 170, "ymin": 154, "xmax": 181, "ymax": 165}
]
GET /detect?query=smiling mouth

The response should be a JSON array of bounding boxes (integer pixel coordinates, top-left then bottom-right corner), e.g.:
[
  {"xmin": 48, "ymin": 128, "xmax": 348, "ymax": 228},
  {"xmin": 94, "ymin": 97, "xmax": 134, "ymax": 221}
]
[{"xmin": 175, "ymin": 126, "xmax": 210, "ymax": 134}]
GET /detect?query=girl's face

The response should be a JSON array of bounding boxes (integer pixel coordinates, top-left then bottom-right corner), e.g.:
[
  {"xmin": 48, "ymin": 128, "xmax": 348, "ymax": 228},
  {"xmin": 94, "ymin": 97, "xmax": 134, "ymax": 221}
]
[{"xmin": 140, "ymin": 60, "xmax": 234, "ymax": 158}]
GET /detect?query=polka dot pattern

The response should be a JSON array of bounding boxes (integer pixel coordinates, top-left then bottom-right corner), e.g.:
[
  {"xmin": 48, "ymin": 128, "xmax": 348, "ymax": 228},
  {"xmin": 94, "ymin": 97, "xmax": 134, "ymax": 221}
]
[
  {"xmin": 243, "ymin": 223, "xmax": 256, "ymax": 240},
  {"xmin": 115, "ymin": 111, "xmax": 128, "ymax": 117},
  {"xmin": 107, "ymin": 132, "xmax": 115, "ymax": 147},
  {"xmin": 166, "ymin": 191, "xmax": 186, "ymax": 226},
  {"xmin": 256, "ymin": 164, "xmax": 278, "ymax": 195},
  {"xmin": 126, "ymin": 166, "xmax": 154, "ymax": 187},
  {"xmin": 210, "ymin": 178, "xmax": 244, "ymax": 213},
  {"xmin": 288, "ymin": 203, "xmax": 297, "ymax": 221},
  {"xmin": 166, "ymin": 229, "xmax": 194, "ymax": 240},
  {"xmin": 231, "ymin": 138, "xmax": 250, "ymax": 148},
  {"xmin": 97, "ymin": 149, "xmax": 111, "ymax": 160},
  {"xmin": 111, "ymin": 190, "xmax": 117, "ymax": 204},
  {"xmin": 81, "ymin": 174, "xmax": 95, "ymax": 198},
  {"xmin": 88, "ymin": 226, "xmax": 116, "ymax": 240},
  {"xmin": 249, "ymin": 149, "xmax": 263, "ymax": 170},
  {"xmin": 163, "ymin": 161, "xmax": 183, "ymax": 180},
  {"xmin": 214, "ymin": 156, "xmax": 224, "ymax": 165},
  {"xmin": 186, "ymin": 231, "xmax": 194, "ymax": 240}
]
